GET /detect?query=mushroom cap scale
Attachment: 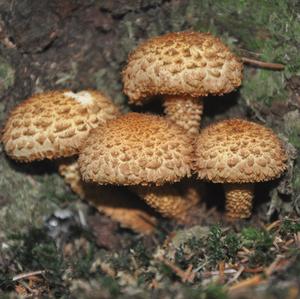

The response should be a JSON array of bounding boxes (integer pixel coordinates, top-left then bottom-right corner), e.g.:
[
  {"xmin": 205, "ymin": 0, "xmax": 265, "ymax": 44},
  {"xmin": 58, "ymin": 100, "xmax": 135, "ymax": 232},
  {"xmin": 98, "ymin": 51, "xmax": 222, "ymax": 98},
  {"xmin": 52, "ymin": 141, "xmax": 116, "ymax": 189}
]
[
  {"xmin": 123, "ymin": 31, "xmax": 243, "ymax": 103},
  {"xmin": 78, "ymin": 113, "xmax": 193, "ymax": 186},
  {"xmin": 194, "ymin": 119, "xmax": 287, "ymax": 183},
  {"xmin": 2, "ymin": 90, "xmax": 120, "ymax": 162}
]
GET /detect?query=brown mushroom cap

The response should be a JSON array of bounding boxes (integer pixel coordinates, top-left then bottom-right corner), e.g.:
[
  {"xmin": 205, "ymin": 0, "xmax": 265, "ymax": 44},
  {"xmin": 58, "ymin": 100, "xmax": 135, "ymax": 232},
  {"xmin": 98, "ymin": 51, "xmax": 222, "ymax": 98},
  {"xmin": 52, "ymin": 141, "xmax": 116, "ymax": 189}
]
[
  {"xmin": 194, "ymin": 119, "xmax": 287, "ymax": 183},
  {"xmin": 78, "ymin": 113, "xmax": 193, "ymax": 186},
  {"xmin": 123, "ymin": 31, "xmax": 243, "ymax": 104},
  {"xmin": 2, "ymin": 90, "xmax": 120, "ymax": 162}
]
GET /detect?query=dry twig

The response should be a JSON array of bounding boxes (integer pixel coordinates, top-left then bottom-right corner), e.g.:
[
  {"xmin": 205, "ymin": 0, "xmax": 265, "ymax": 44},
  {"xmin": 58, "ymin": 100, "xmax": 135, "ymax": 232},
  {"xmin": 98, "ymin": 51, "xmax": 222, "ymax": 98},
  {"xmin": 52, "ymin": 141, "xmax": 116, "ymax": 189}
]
[
  {"xmin": 228, "ymin": 275, "xmax": 264, "ymax": 292},
  {"xmin": 218, "ymin": 261, "xmax": 225, "ymax": 284},
  {"xmin": 226, "ymin": 266, "xmax": 244, "ymax": 285},
  {"xmin": 265, "ymin": 220, "xmax": 281, "ymax": 231},
  {"xmin": 157, "ymin": 256, "xmax": 195, "ymax": 283},
  {"xmin": 12, "ymin": 270, "xmax": 46, "ymax": 282},
  {"xmin": 242, "ymin": 57, "xmax": 285, "ymax": 70}
]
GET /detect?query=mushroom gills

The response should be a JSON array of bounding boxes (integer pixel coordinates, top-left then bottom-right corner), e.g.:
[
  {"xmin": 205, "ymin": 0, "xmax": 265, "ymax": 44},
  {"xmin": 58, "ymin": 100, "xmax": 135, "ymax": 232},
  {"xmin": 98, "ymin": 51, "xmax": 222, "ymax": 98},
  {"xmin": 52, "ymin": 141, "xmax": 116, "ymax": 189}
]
[
  {"xmin": 163, "ymin": 95, "xmax": 203, "ymax": 135},
  {"xmin": 224, "ymin": 183, "xmax": 254, "ymax": 219}
]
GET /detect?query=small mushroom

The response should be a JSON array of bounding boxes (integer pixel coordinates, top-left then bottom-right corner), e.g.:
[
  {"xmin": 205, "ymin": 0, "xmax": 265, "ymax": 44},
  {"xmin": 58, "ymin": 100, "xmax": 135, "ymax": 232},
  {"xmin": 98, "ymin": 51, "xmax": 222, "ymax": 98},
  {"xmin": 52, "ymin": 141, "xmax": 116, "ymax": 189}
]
[
  {"xmin": 58, "ymin": 158, "xmax": 157, "ymax": 234},
  {"xmin": 122, "ymin": 31, "xmax": 243, "ymax": 134},
  {"xmin": 78, "ymin": 112, "xmax": 198, "ymax": 220},
  {"xmin": 2, "ymin": 90, "xmax": 158, "ymax": 234},
  {"xmin": 194, "ymin": 119, "xmax": 287, "ymax": 219}
]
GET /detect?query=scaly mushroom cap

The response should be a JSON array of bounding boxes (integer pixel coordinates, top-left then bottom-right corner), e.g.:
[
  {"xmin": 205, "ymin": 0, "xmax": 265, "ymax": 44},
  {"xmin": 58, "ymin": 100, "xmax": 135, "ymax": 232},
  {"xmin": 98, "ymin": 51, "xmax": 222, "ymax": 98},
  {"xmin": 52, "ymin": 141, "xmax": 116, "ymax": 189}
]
[
  {"xmin": 194, "ymin": 119, "xmax": 287, "ymax": 183},
  {"xmin": 123, "ymin": 31, "xmax": 243, "ymax": 103},
  {"xmin": 79, "ymin": 113, "xmax": 193, "ymax": 186},
  {"xmin": 2, "ymin": 90, "xmax": 120, "ymax": 162}
]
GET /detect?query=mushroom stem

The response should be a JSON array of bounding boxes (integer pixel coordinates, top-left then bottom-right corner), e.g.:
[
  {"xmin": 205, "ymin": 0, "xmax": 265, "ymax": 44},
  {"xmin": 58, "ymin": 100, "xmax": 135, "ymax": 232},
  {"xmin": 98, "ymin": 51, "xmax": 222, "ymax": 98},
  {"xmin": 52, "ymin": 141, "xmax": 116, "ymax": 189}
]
[
  {"xmin": 58, "ymin": 157, "xmax": 157, "ymax": 234},
  {"xmin": 163, "ymin": 95, "xmax": 203, "ymax": 134},
  {"xmin": 132, "ymin": 184, "xmax": 200, "ymax": 222},
  {"xmin": 58, "ymin": 156, "xmax": 85, "ymax": 198},
  {"xmin": 224, "ymin": 183, "xmax": 254, "ymax": 219}
]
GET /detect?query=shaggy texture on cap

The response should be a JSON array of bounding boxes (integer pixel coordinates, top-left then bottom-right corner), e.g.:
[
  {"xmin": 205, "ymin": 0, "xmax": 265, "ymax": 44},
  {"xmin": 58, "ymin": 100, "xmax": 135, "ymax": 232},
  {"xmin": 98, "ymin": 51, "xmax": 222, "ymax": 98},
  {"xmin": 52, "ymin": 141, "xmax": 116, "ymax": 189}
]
[
  {"xmin": 123, "ymin": 31, "xmax": 243, "ymax": 103},
  {"xmin": 194, "ymin": 119, "xmax": 287, "ymax": 183},
  {"xmin": 2, "ymin": 90, "xmax": 120, "ymax": 162},
  {"xmin": 79, "ymin": 113, "xmax": 193, "ymax": 186}
]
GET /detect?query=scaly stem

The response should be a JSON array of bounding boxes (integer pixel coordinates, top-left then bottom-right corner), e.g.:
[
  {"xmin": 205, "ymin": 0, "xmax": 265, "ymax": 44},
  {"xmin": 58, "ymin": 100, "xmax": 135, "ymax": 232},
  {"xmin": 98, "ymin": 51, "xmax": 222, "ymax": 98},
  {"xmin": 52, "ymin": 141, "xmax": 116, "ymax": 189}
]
[
  {"xmin": 163, "ymin": 95, "xmax": 203, "ymax": 134},
  {"xmin": 224, "ymin": 183, "xmax": 254, "ymax": 219},
  {"xmin": 132, "ymin": 184, "xmax": 200, "ymax": 222}
]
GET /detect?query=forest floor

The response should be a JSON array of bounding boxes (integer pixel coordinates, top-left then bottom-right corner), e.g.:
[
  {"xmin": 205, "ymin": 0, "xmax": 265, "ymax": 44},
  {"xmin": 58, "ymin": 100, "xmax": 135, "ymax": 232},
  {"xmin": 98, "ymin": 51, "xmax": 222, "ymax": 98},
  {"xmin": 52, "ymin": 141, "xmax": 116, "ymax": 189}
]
[{"xmin": 0, "ymin": 1, "xmax": 299, "ymax": 298}]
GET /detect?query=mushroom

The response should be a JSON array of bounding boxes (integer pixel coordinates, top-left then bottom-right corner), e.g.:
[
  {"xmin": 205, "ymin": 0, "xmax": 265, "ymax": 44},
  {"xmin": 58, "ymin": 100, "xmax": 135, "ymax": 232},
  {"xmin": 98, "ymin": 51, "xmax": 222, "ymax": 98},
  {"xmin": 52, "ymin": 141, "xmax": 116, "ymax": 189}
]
[
  {"xmin": 78, "ymin": 112, "xmax": 198, "ymax": 220},
  {"xmin": 122, "ymin": 31, "xmax": 243, "ymax": 134},
  {"xmin": 194, "ymin": 119, "xmax": 287, "ymax": 219},
  {"xmin": 58, "ymin": 158, "xmax": 157, "ymax": 234},
  {"xmin": 2, "ymin": 90, "xmax": 157, "ymax": 234},
  {"xmin": 133, "ymin": 183, "xmax": 200, "ymax": 220},
  {"xmin": 2, "ymin": 90, "xmax": 120, "ymax": 161}
]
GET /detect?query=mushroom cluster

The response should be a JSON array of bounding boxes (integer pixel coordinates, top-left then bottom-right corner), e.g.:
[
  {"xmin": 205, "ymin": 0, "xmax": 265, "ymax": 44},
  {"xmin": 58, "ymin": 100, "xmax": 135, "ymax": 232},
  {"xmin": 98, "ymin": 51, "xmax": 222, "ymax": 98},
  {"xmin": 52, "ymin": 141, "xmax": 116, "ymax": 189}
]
[
  {"xmin": 78, "ymin": 112, "xmax": 196, "ymax": 221},
  {"xmin": 2, "ymin": 90, "xmax": 158, "ymax": 234},
  {"xmin": 1, "ymin": 31, "xmax": 288, "ymax": 234}
]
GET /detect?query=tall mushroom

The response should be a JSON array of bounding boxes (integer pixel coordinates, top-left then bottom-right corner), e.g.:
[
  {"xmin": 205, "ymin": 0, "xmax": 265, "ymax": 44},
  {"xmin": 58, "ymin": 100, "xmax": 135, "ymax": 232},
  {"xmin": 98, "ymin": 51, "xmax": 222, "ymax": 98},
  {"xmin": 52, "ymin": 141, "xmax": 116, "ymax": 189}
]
[
  {"xmin": 122, "ymin": 31, "xmax": 243, "ymax": 134},
  {"xmin": 2, "ymin": 90, "xmax": 156, "ymax": 233},
  {"xmin": 78, "ymin": 113, "xmax": 198, "ymax": 221},
  {"xmin": 194, "ymin": 119, "xmax": 287, "ymax": 219}
]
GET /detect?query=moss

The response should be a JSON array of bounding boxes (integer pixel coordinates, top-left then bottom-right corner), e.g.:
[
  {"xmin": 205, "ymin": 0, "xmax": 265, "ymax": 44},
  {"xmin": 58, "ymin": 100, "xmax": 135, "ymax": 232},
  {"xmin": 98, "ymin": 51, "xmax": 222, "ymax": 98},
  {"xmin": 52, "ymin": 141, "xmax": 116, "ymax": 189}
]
[
  {"xmin": 241, "ymin": 227, "xmax": 273, "ymax": 248},
  {"xmin": 172, "ymin": 225, "xmax": 241, "ymax": 270},
  {"xmin": 71, "ymin": 242, "xmax": 96, "ymax": 280},
  {"xmin": 136, "ymin": 271, "xmax": 155, "ymax": 286},
  {"xmin": 54, "ymin": 61, "xmax": 78, "ymax": 86},
  {"xmin": 279, "ymin": 219, "xmax": 300, "ymax": 235},
  {"xmin": 93, "ymin": 68, "xmax": 125, "ymax": 107},
  {"xmin": 207, "ymin": 226, "xmax": 241, "ymax": 266},
  {"xmin": 131, "ymin": 241, "xmax": 151, "ymax": 268},
  {"xmin": 171, "ymin": 225, "xmax": 210, "ymax": 248},
  {"xmin": 99, "ymin": 276, "xmax": 121, "ymax": 297},
  {"xmin": 0, "ymin": 154, "xmax": 71, "ymax": 237},
  {"xmin": 241, "ymin": 69, "xmax": 288, "ymax": 106},
  {"xmin": 3, "ymin": 228, "xmax": 66, "ymax": 297},
  {"xmin": 0, "ymin": 57, "xmax": 15, "ymax": 94},
  {"xmin": 223, "ymin": 233, "xmax": 241, "ymax": 261},
  {"xmin": 203, "ymin": 284, "xmax": 228, "ymax": 299},
  {"xmin": 110, "ymin": 252, "xmax": 132, "ymax": 272},
  {"xmin": 283, "ymin": 110, "xmax": 300, "ymax": 149},
  {"xmin": 1, "ymin": 220, "xmax": 299, "ymax": 298},
  {"xmin": 293, "ymin": 165, "xmax": 300, "ymax": 203},
  {"xmin": 10, "ymin": 228, "xmax": 63, "ymax": 272},
  {"xmin": 207, "ymin": 225, "xmax": 226, "ymax": 266},
  {"xmin": 241, "ymin": 227, "xmax": 275, "ymax": 266}
]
